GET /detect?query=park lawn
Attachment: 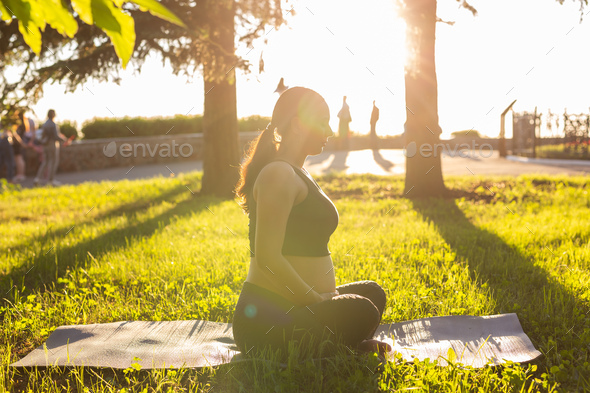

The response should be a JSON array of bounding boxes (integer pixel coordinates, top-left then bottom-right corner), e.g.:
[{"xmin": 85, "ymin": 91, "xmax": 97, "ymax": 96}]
[
  {"xmin": 536, "ymin": 143, "xmax": 590, "ymax": 160},
  {"xmin": 1, "ymin": 173, "xmax": 589, "ymax": 392}
]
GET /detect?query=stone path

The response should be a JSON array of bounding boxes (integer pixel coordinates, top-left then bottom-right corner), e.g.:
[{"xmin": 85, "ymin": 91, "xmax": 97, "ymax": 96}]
[
  {"xmin": 13, "ymin": 150, "xmax": 590, "ymax": 189},
  {"xmin": 305, "ymin": 150, "xmax": 590, "ymax": 177}
]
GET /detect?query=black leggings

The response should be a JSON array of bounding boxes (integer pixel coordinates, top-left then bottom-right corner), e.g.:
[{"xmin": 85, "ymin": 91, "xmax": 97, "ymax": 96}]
[{"xmin": 232, "ymin": 280, "xmax": 386, "ymax": 357}]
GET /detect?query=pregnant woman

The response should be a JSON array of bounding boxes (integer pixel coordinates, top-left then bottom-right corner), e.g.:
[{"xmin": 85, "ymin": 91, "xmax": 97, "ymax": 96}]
[{"xmin": 232, "ymin": 87, "xmax": 391, "ymax": 358}]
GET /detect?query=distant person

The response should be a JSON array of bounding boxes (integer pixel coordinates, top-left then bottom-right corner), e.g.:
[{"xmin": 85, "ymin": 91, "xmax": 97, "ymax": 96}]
[
  {"xmin": 370, "ymin": 100, "xmax": 380, "ymax": 149},
  {"xmin": 13, "ymin": 111, "xmax": 33, "ymax": 183},
  {"xmin": 24, "ymin": 116, "xmax": 49, "ymax": 181},
  {"xmin": 337, "ymin": 96, "xmax": 352, "ymax": 150},
  {"xmin": 0, "ymin": 118, "xmax": 16, "ymax": 183},
  {"xmin": 34, "ymin": 109, "xmax": 67, "ymax": 187}
]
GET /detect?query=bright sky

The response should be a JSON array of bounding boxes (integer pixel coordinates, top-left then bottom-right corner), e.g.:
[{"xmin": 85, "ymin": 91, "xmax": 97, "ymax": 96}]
[{"xmin": 30, "ymin": 0, "xmax": 590, "ymax": 139}]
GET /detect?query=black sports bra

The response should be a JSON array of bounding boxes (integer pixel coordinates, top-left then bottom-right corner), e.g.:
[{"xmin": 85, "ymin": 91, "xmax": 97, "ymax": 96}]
[{"xmin": 248, "ymin": 161, "xmax": 339, "ymax": 257}]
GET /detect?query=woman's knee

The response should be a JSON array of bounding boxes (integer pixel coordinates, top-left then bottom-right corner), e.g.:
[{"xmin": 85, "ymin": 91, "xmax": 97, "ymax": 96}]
[
  {"xmin": 333, "ymin": 295, "xmax": 381, "ymax": 344},
  {"xmin": 365, "ymin": 281, "xmax": 387, "ymax": 316},
  {"xmin": 343, "ymin": 295, "xmax": 380, "ymax": 326},
  {"xmin": 313, "ymin": 295, "xmax": 378, "ymax": 333},
  {"xmin": 336, "ymin": 280, "xmax": 386, "ymax": 316}
]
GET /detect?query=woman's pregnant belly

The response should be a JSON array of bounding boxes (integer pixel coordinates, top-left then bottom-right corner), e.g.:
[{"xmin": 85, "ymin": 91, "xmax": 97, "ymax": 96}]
[{"xmin": 246, "ymin": 255, "xmax": 336, "ymax": 296}]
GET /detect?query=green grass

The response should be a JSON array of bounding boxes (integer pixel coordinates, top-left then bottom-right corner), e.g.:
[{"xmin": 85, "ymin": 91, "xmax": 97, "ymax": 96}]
[
  {"xmin": 1, "ymin": 173, "xmax": 589, "ymax": 392},
  {"xmin": 536, "ymin": 143, "xmax": 590, "ymax": 160}
]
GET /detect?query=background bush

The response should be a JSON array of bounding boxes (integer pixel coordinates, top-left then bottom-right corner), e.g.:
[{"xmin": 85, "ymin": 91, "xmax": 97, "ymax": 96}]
[
  {"xmin": 81, "ymin": 115, "xmax": 271, "ymax": 139},
  {"xmin": 451, "ymin": 130, "xmax": 482, "ymax": 138},
  {"xmin": 58, "ymin": 121, "xmax": 80, "ymax": 139},
  {"xmin": 237, "ymin": 115, "xmax": 271, "ymax": 132}
]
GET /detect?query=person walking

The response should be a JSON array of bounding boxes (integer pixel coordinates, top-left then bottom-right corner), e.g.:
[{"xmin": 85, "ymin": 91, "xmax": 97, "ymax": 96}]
[
  {"xmin": 337, "ymin": 96, "xmax": 352, "ymax": 150},
  {"xmin": 232, "ymin": 87, "xmax": 391, "ymax": 360},
  {"xmin": 370, "ymin": 100, "xmax": 380, "ymax": 149},
  {"xmin": 34, "ymin": 109, "xmax": 67, "ymax": 187}
]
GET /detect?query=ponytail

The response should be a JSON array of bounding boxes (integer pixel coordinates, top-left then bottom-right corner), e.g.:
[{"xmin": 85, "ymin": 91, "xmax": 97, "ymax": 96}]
[{"xmin": 235, "ymin": 123, "xmax": 278, "ymax": 213}]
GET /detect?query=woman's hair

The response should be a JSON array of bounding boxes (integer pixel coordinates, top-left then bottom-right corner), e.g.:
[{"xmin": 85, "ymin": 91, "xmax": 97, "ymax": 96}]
[{"xmin": 235, "ymin": 87, "xmax": 325, "ymax": 213}]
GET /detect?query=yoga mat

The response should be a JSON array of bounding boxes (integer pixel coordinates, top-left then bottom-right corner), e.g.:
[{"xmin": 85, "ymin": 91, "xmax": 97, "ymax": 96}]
[
  {"xmin": 374, "ymin": 313, "xmax": 542, "ymax": 367},
  {"xmin": 10, "ymin": 313, "xmax": 541, "ymax": 369}
]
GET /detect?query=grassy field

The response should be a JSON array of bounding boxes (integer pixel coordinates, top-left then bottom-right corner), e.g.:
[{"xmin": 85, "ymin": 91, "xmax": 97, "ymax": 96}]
[
  {"xmin": 536, "ymin": 144, "xmax": 590, "ymax": 160},
  {"xmin": 1, "ymin": 173, "xmax": 589, "ymax": 392}
]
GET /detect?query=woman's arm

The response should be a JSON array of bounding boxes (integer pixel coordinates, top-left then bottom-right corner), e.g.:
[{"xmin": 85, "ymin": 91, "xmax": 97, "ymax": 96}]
[
  {"xmin": 253, "ymin": 162, "xmax": 324, "ymax": 306},
  {"xmin": 57, "ymin": 127, "xmax": 68, "ymax": 142},
  {"xmin": 11, "ymin": 128, "xmax": 25, "ymax": 146}
]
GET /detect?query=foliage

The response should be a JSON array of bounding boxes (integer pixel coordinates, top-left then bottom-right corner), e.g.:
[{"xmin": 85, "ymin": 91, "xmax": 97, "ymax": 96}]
[
  {"xmin": 81, "ymin": 114, "xmax": 202, "ymax": 139},
  {"xmin": 0, "ymin": 0, "xmax": 285, "ymax": 124},
  {"xmin": 58, "ymin": 120, "xmax": 79, "ymax": 139},
  {"xmin": 0, "ymin": 0, "xmax": 185, "ymax": 125},
  {"xmin": 79, "ymin": 114, "xmax": 271, "ymax": 139},
  {"xmin": 237, "ymin": 115, "xmax": 272, "ymax": 133},
  {"xmin": 0, "ymin": 0, "xmax": 185, "ymax": 67},
  {"xmin": 536, "ymin": 142, "xmax": 590, "ymax": 160},
  {"xmin": 451, "ymin": 129, "xmax": 481, "ymax": 138},
  {"xmin": 1, "ymin": 174, "xmax": 589, "ymax": 391}
]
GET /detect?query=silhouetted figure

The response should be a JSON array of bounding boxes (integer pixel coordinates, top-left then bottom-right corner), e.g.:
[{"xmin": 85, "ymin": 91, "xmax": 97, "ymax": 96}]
[
  {"xmin": 337, "ymin": 96, "xmax": 351, "ymax": 150},
  {"xmin": 370, "ymin": 100, "xmax": 380, "ymax": 149},
  {"xmin": 34, "ymin": 109, "xmax": 67, "ymax": 187},
  {"xmin": 13, "ymin": 111, "xmax": 33, "ymax": 183},
  {"xmin": 0, "ymin": 118, "xmax": 16, "ymax": 183},
  {"xmin": 25, "ymin": 116, "xmax": 49, "ymax": 179},
  {"xmin": 274, "ymin": 77, "xmax": 288, "ymax": 95}
]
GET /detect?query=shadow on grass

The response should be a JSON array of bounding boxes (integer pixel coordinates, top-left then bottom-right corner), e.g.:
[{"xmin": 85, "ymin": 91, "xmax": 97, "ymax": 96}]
[
  {"xmin": 8, "ymin": 364, "xmax": 214, "ymax": 393},
  {"xmin": 1, "ymin": 191, "xmax": 222, "ymax": 298},
  {"xmin": 411, "ymin": 199, "xmax": 589, "ymax": 373},
  {"xmin": 1, "ymin": 182, "xmax": 192, "ymax": 259}
]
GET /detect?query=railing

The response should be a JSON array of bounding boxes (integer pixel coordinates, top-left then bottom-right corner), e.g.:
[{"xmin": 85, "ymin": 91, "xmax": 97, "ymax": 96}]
[{"xmin": 512, "ymin": 110, "xmax": 590, "ymax": 159}]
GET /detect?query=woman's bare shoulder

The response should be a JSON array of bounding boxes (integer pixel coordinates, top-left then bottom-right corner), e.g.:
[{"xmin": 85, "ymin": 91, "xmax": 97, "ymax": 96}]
[
  {"xmin": 253, "ymin": 161, "xmax": 302, "ymax": 200},
  {"xmin": 257, "ymin": 161, "xmax": 298, "ymax": 184}
]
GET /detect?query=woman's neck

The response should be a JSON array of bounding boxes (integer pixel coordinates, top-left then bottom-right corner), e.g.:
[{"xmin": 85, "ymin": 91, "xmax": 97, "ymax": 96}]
[{"xmin": 275, "ymin": 147, "xmax": 306, "ymax": 168}]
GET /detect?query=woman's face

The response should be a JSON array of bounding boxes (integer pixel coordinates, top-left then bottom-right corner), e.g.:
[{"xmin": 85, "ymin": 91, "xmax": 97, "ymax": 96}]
[{"xmin": 298, "ymin": 99, "xmax": 333, "ymax": 155}]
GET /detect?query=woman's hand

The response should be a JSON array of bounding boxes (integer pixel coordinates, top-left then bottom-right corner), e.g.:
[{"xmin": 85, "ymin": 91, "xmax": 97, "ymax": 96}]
[{"xmin": 318, "ymin": 290, "xmax": 339, "ymax": 302}]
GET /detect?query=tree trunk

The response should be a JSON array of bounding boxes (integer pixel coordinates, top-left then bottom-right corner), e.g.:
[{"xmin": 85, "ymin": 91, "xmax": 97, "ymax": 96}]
[
  {"xmin": 403, "ymin": 0, "xmax": 446, "ymax": 197},
  {"xmin": 200, "ymin": 0, "xmax": 240, "ymax": 198},
  {"xmin": 201, "ymin": 77, "xmax": 240, "ymax": 198}
]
